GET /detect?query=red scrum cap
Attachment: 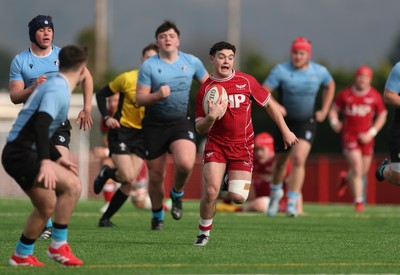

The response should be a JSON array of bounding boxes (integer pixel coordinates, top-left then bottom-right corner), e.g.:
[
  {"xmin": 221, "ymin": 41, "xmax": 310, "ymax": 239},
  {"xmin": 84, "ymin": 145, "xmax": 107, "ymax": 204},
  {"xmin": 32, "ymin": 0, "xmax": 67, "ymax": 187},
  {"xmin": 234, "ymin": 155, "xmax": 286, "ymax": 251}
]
[
  {"xmin": 355, "ymin": 65, "xmax": 373, "ymax": 79},
  {"xmin": 254, "ymin": 132, "xmax": 274, "ymax": 150},
  {"xmin": 291, "ymin": 37, "xmax": 312, "ymax": 56}
]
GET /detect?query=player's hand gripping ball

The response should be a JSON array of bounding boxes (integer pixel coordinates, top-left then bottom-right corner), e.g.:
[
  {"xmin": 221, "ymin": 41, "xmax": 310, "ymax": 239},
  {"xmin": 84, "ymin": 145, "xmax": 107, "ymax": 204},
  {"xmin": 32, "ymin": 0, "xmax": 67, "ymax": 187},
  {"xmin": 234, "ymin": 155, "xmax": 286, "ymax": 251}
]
[{"xmin": 202, "ymin": 84, "xmax": 228, "ymax": 120}]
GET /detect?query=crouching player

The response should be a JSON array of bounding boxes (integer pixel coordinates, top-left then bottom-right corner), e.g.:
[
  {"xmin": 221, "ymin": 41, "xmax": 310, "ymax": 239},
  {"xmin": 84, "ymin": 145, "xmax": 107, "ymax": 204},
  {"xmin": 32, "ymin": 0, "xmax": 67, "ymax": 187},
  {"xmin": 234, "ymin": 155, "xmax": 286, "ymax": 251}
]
[{"xmin": 2, "ymin": 45, "xmax": 87, "ymax": 266}]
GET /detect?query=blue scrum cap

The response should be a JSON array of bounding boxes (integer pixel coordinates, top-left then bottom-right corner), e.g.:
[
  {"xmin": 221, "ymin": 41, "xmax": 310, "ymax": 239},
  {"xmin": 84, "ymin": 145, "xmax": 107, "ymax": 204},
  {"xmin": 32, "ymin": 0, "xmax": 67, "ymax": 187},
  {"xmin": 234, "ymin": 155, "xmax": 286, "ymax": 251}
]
[{"xmin": 28, "ymin": 15, "xmax": 54, "ymax": 44}]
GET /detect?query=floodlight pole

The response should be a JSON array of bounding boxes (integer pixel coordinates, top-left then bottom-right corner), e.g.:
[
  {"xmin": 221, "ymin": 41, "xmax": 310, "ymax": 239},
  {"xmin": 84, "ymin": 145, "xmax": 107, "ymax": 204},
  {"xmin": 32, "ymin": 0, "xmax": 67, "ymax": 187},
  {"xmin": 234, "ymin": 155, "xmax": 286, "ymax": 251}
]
[
  {"xmin": 228, "ymin": 0, "xmax": 241, "ymax": 70},
  {"xmin": 95, "ymin": 0, "xmax": 108, "ymax": 79}
]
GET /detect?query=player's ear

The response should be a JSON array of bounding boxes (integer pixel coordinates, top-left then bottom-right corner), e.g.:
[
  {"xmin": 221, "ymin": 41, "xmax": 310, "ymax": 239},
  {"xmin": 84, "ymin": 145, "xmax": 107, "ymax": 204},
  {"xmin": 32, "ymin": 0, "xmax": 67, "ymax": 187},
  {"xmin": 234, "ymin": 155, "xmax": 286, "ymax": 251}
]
[{"xmin": 210, "ymin": 55, "xmax": 214, "ymax": 63}]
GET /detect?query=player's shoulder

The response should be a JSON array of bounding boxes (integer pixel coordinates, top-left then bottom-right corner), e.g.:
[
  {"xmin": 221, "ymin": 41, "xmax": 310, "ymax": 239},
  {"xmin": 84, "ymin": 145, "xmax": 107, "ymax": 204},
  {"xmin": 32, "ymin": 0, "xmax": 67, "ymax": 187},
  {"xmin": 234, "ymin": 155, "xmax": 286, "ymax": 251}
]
[
  {"xmin": 369, "ymin": 86, "xmax": 383, "ymax": 97},
  {"xmin": 178, "ymin": 51, "xmax": 201, "ymax": 63},
  {"xmin": 391, "ymin": 62, "xmax": 400, "ymax": 74},
  {"xmin": 13, "ymin": 48, "xmax": 31, "ymax": 61},
  {"xmin": 235, "ymin": 70, "xmax": 256, "ymax": 82},
  {"xmin": 271, "ymin": 61, "xmax": 289, "ymax": 71},
  {"xmin": 309, "ymin": 61, "xmax": 330, "ymax": 73},
  {"xmin": 140, "ymin": 55, "xmax": 159, "ymax": 70},
  {"xmin": 51, "ymin": 45, "xmax": 61, "ymax": 56},
  {"xmin": 44, "ymin": 74, "xmax": 67, "ymax": 88},
  {"xmin": 118, "ymin": 69, "xmax": 138, "ymax": 79}
]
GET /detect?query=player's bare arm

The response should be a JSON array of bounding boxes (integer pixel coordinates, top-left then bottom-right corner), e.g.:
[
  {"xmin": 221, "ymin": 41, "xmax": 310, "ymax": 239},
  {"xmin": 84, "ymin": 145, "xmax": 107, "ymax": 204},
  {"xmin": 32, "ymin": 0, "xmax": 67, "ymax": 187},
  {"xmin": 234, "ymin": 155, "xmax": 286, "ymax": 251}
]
[
  {"xmin": 195, "ymin": 97, "xmax": 227, "ymax": 135},
  {"xmin": 76, "ymin": 66, "xmax": 94, "ymax": 130},
  {"xmin": 315, "ymin": 79, "xmax": 335, "ymax": 122},
  {"xmin": 328, "ymin": 104, "xmax": 343, "ymax": 133},
  {"xmin": 136, "ymin": 84, "xmax": 170, "ymax": 106},
  {"xmin": 104, "ymin": 117, "xmax": 121, "ymax": 129},
  {"xmin": 384, "ymin": 88, "xmax": 400, "ymax": 107},
  {"xmin": 264, "ymin": 99, "xmax": 298, "ymax": 149},
  {"xmin": 198, "ymin": 74, "xmax": 210, "ymax": 85},
  {"xmin": 9, "ymin": 76, "xmax": 47, "ymax": 104},
  {"xmin": 37, "ymin": 159, "xmax": 58, "ymax": 190},
  {"xmin": 263, "ymin": 84, "xmax": 287, "ymax": 116},
  {"xmin": 358, "ymin": 110, "xmax": 387, "ymax": 144},
  {"xmin": 56, "ymin": 157, "xmax": 79, "ymax": 176}
]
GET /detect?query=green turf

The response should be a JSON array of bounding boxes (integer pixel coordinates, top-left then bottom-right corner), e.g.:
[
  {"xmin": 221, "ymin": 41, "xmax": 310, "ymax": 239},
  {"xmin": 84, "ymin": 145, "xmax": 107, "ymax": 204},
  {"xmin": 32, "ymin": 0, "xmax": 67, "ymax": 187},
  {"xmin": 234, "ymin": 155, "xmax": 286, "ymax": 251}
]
[{"xmin": 0, "ymin": 198, "xmax": 400, "ymax": 274}]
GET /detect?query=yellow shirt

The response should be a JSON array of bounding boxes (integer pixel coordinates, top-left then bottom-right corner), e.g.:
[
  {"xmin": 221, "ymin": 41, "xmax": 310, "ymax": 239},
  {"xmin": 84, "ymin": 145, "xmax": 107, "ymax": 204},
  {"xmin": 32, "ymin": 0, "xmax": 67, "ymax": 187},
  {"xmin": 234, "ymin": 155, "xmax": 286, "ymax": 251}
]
[{"xmin": 108, "ymin": 69, "xmax": 144, "ymax": 129}]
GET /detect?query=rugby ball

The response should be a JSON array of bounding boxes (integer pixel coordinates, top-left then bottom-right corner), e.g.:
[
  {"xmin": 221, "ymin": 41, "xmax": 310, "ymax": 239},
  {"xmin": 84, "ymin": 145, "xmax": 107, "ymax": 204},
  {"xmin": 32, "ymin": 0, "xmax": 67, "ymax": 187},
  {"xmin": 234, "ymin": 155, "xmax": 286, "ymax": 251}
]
[{"xmin": 202, "ymin": 84, "xmax": 228, "ymax": 119}]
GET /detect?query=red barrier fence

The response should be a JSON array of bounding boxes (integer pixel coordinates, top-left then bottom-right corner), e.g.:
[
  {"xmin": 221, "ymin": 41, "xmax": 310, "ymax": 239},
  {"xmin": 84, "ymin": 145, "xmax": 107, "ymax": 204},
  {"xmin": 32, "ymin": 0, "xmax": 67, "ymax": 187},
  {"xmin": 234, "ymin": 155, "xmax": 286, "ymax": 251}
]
[{"xmin": 89, "ymin": 153, "xmax": 400, "ymax": 204}]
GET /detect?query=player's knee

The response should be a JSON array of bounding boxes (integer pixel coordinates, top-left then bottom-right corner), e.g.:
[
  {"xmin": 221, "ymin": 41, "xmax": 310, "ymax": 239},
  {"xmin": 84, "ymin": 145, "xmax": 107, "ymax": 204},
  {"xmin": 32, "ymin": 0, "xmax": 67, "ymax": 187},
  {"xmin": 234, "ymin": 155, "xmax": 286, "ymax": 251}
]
[
  {"xmin": 65, "ymin": 176, "xmax": 82, "ymax": 199},
  {"xmin": 253, "ymin": 197, "xmax": 270, "ymax": 213},
  {"xmin": 175, "ymin": 160, "xmax": 194, "ymax": 175},
  {"xmin": 117, "ymin": 183, "xmax": 130, "ymax": 195},
  {"xmin": 228, "ymin": 180, "xmax": 251, "ymax": 204},
  {"xmin": 204, "ymin": 184, "xmax": 220, "ymax": 201},
  {"xmin": 274, "ymin": 161, "xmax": 286, "ymax": 171},
  {"xmin": 36, "ymin": 195, "xmax": 56, "ymax": 218},
  {"xmin": 149, "ymin": 171, "xmax": 165, "ymax": 185},
  {"xmin": 291, "ymin": 154, "xmax": 306, "ymax": 167},
  {"xmin": 390, "ymin": 171, "xmax": 400, "ymax": 186}
]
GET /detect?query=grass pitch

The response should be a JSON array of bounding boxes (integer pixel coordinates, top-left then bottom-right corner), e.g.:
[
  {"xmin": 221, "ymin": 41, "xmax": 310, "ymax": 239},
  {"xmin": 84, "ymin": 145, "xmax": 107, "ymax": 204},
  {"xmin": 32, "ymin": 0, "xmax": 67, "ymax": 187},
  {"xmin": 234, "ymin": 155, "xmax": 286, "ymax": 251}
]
[{"xmin": 0, "ymin": 198, "xmax": 399, "ymax": 274}]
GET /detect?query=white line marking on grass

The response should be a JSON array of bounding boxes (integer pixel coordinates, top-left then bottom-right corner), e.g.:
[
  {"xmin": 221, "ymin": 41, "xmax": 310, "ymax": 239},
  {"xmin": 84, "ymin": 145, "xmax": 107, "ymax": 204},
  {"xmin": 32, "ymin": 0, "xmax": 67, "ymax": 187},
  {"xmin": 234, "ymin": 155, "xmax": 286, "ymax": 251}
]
[{"xmin": 1, "ymin": 262, "xmax": 399, "ymax": 270}]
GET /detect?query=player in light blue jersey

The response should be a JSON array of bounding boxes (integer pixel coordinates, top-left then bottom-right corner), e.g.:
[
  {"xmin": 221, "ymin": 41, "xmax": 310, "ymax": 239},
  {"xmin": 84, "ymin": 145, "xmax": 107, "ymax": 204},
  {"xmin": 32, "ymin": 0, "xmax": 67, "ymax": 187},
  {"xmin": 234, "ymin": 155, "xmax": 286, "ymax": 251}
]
[
  {"xmin": 2, "ymin": 45, "xmax": 88, "ymax": 267},
  {"xmin": 9, "ymin": 15, "xmax": 93, "ymax": 133},
  {"xmin": 263, "ymin": 37, "xmax": 335, "ymax": 217},
  {"xmin": 8, "ymin": 15, "xmax": 94, "ymax": 238},
  {"xmin": 137, "ymin": 20, "xmax": 209, "ymax": 230},
  {"xmin": 376, "ymin": 62, "xmax": 400, "ymax": 185}
]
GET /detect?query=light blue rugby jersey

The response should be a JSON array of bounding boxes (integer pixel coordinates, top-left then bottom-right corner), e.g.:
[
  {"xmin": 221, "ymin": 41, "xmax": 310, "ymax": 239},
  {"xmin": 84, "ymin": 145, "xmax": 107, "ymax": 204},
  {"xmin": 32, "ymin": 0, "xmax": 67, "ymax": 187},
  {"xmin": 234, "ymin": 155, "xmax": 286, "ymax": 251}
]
[
  {"xmin": 7, "ymin": 74, "xmax": 70, "ymax": 148},
  {"xmin": 138, "ymin": 51, "xmax": 208, "ymax": 122},
  {"xmin": 9, "ymin": 46, "xmax": 60, "ymax": 89},
  {"xmin": 385, "ymin": 62, "xmax": 400, "ymax": 94},
  {"xmin": 263, "ymin": 61, "xmax": 332, "ymax": 122}
]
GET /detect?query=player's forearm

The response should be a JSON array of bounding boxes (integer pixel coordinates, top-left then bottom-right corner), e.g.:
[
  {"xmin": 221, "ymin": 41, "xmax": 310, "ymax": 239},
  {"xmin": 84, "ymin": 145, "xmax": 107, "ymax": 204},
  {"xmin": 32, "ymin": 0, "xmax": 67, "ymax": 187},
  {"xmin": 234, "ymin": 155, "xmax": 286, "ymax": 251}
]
[
  {"xmin": 9, "ymin": 86, "xmax": 34, "ymax": 104},
  {"xmin": 320, "ymin": 81, "xmax": 335, "ymax": 115},
  {"xmin": 328, "ymin": 106, "xmax": 340, "ymax": 126},
  {"xmin": 195, "ymin": 116, "xmax": 215, "ymax": 136},
  {"xmin": 384, "ymin": 89, "xmax": 400, "ymax": 107},
  {"xmin": 265, "ymin": 101, "xmax": 289, "ymax": 134},
  {"xmin": 372, "ymin": 111, "xmax": 388, "ymax": 132},
  {"xmin": 81, "ymin": 67, "xmax": 94, "ymax": 113},
  {"xmin": 136, "ymin": 91, "xmax": 161, "ymax": 106}
]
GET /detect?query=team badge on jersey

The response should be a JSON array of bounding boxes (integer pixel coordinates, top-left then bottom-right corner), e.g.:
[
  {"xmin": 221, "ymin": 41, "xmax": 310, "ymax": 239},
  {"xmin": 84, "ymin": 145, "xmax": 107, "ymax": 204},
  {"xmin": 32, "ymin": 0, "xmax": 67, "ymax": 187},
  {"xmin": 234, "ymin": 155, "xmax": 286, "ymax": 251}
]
[
  {"xmin": 305, "ymin": 130, "xmax": 312, "ymax": 141},
  {"xmin": 235, "ymin": 84, "xmax": 247, "ymax": 90},
  {"xmin": 205, "ymin": 152, "xmax": 214, "ymax": 159},
  {"xmin": 119, "ymin": 142, "xmax": 127, "ymax": 151}
]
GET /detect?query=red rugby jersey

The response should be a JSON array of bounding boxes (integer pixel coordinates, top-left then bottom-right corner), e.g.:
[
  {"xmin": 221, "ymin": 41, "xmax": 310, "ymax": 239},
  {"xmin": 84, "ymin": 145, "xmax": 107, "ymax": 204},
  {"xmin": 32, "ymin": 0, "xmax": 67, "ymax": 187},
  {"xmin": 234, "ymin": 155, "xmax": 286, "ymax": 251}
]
[
  {"xmin": 195, "ymin": 70, "xmax": 270, "ymax": 145},
  {"xmin": 334, "ymin": 86, "xmax": 386, "ymax": 134}
]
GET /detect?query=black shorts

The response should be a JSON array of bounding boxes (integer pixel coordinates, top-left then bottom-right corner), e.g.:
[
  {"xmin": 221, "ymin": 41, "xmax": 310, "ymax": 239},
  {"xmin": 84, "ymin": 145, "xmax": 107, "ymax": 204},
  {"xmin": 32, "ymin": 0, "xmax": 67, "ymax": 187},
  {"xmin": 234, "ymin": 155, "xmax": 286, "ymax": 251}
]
[
  {"xmin": 142, "ymin": 117, "xmax": 196, "ymax": 160},
  {"xmin": 389, "ymin": 120, "xmax": 400, "ymax": 163},
  {"xmin": 107, "ymin": 126, "xmax": 145, "ymax": 159},
  {"xmin": 51, "ymin": 119, "xmax": 71, "ymax": 149},
  {"xmin": 273, "ymin": 118, "xmax": 317, "ymax": 153},
  {"xmin": 2, "ymin": 143, "xmax": 40, "ymax": 190}
]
